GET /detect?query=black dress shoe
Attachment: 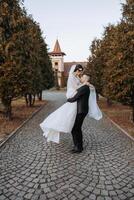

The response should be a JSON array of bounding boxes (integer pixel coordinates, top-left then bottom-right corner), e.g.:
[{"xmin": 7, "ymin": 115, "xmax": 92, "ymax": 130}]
[
  {"xmin": 71, "ymin": 148, "xmax": 83, "ymax": 153},
  {"xmin": 71, "ymin": 146, "xmax": 77, "ymax": 151}
]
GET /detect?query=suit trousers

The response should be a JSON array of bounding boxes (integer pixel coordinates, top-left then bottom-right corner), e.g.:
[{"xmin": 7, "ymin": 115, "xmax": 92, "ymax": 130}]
[{"xmin": 71, "ymin": 113, "xmax": 87, "ymax": 150}]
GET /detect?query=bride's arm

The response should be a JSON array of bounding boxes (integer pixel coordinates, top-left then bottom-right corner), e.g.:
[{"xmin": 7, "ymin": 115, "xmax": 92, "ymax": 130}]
[
  {"xmin": 77, "ymin": 82, "xmax": 94, "ymax": 90},
  {"xmin": 67, "ymin": 85, "xmax": 89, "ymax": 102}
]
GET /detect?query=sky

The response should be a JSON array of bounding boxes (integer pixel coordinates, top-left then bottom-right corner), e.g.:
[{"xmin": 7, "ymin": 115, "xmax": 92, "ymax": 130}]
[{"xmin": 24, "ymin": 0, "xmax": 125, "ymax": 62}]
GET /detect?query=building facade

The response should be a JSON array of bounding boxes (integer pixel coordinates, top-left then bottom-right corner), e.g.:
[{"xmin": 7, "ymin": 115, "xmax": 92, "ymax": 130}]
[{"xmin": 49, "ymin": 40, "xmax": 87, "ymax": 88}]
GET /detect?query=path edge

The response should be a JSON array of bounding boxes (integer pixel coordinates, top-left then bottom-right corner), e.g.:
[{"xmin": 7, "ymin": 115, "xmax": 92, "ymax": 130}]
[
  {"xmin": 104, "ymin": 113, "xmax": 134, "ymax": 142},
  {"xmin": 0, "ymin": 103, "xmax": 46, "ymax": 148}
]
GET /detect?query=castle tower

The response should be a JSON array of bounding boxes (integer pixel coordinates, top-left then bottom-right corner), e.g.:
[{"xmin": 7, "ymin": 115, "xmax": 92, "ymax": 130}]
[{"xmin": 49, "ymin": 39, "xmax": 66, "ymax": 88}]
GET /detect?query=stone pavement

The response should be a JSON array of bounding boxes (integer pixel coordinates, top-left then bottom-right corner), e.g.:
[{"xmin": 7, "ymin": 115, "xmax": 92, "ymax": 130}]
[{"xmin": 0, "ymin": 91, "xmax": 134, "ymax": 200}]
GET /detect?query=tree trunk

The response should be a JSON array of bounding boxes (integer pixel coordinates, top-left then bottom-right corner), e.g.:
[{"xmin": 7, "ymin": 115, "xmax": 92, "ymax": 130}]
[
  {"xmin": 132, "ymin": 104, "xmax": 134, "ymax": 123},
  {"xmin": 32, "ymin": 94, "xmax": 35, "ymax": 106},
  {"xmin": 25, "ymin": 94, "xmax": 29, "ymax": 106},
  {"xmin": 132, "ymin": 89, "xmax": 134, "ymax": 123},
  {"xmin": 96, "ymin": 92, "xmax": 99, "ymax": 101},
  {"xmin": 5, "ymin": 104, "xmax": 12, "ymax": 120},
  {"xmin": 24, "ymin": 93, "xmax": 35, "ymax": 107},
  {"xmin": 37, "ymin": 91, "xmax": 42, "ymax": 101},
  {"xmin": 2, "ymin": 96, "xmax": 12, "ymax": 120},
  {"xmin": 107, "ymin": 98, "xmax": 112, "ymax": 106},
  {"xmin": 29, "ymin": 93, "xmax": 32, "ymax": 106},
  {"xmin": 54, "ymin": 70, "xmax": 60, "ymax": 90}
]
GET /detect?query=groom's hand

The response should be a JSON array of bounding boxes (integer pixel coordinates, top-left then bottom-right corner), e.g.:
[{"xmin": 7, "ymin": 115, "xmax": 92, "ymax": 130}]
[
  {"xmin": 67, "ymin": 97, "xmax": 77, "ymax": 103},
  {"xmin": 67, "ymin": 98, "xmax": 75, "ymax": 103},
  {"xmin": 67, "ymin": 98, "xmax": 72, "ymax": 102}
]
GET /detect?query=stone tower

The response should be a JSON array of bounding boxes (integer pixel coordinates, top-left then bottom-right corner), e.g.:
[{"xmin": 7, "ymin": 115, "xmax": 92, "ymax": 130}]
[{"xmin": 49, "ymin": 39, "xmax": 66, "ymax": 88}]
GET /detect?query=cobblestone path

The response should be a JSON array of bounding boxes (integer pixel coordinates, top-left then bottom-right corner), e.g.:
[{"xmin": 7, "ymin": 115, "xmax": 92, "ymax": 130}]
[{"xmin": 0, "ymin": 91, "xmax": 134, "ymax": 200}]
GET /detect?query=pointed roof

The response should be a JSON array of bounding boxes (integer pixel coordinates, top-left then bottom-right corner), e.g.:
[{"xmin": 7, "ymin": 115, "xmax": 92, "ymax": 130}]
[
  {"xmin": 53, "ymin": 39, "xmax": 62, "ymax": 53},
  {"xmin": 49, "ymin": 39, "xmax": 66, "ymax": 56}
]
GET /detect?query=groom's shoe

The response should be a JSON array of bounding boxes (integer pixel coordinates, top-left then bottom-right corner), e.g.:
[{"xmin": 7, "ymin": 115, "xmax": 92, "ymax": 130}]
[
  {"xmin": 71, "ymin": 146, "xmax": 77, "ymax": 153},
  {"xmin": 71, "ymin": 147, "xmax": 83, "ymax": 153}
]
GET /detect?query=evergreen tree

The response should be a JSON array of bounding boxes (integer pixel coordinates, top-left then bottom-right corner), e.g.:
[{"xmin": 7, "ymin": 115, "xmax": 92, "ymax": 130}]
[
  {"xmin": 86, "ymin": 0, "xmax": 134, "ymax": 121},
  {"xmin": 0, "ymin": 0, "xmax": 54, "ymax": 119},
  {"xmin": 85, "ymin": 38, "xmax": 105, "ymax": 98},
  {"xmin": 0, "ymin": 0, "xmax": 25, "ymax": 119},
  {"xmin": 103, "ymin": 1, "xmax": 134, "ymax": 118}
]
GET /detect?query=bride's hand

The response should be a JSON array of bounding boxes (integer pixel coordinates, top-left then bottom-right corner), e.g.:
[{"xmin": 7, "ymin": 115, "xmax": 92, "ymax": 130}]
[
  {"xmin": 89, "ymin": 84, "xmax": 95, "ymax": 90},
  {"xmin": 84, "ymin": 82, "xmax": 90, "ymax": 86},
  {"xmin": 84, "ymin": 82, "xmax": 94, "ymax": 89},
  {"xmin": 84, "ymin": 82, "xmax": 94, "ymax": 87}
]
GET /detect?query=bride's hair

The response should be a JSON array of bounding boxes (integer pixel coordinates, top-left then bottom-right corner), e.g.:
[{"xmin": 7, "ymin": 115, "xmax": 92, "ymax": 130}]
[{"xmin": 74, "ymin": 64, "xmax": 83, "ymax": 72}]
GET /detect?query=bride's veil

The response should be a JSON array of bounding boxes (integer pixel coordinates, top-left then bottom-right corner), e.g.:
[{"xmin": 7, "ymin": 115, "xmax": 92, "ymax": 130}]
[
  {"xmin": 66, "ymin": 65, "xmax": 80, "ymax": 98},
  {"xmin": 88, "ymin": 86, "xmax": 102, "ymax": 120},
  {"xmin": 68, "ymin": 65, "xmax": 76, "ymax": 77}
]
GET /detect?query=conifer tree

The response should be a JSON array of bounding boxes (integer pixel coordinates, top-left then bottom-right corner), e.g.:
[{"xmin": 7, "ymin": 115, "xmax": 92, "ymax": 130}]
[
  {"xmin": 86, "ymin": 0, "xmax": 134, "ymax": 121},
  {"xmin": 0, "ymin": 0, "xmax": 54, "ymax": 118},
  {"xmin": 0, "ymin": 0, "xmax": 25, "ymax": 119}
]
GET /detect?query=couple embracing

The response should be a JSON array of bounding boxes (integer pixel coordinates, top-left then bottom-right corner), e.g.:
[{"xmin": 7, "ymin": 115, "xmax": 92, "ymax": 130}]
[{"xmin": 40, "ymin": 64, "xmax": 102, "ymax": 153}]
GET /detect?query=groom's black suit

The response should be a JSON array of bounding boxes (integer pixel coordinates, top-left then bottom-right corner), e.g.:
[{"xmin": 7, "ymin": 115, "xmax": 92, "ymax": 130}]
[{"xmin": 67, "ymin": 85, "xmax": 90, "ymax": 151}]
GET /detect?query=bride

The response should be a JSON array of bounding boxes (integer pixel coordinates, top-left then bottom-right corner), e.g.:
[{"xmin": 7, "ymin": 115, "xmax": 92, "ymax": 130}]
[{"xmin": 40, "ymin": 64, "xmax": 102, "ymax": 143}]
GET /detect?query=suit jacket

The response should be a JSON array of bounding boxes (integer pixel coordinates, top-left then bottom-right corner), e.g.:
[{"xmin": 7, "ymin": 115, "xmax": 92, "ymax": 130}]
[{"xmin": 67, "ymin": 85, "xmax": 90, "ymax": 114}]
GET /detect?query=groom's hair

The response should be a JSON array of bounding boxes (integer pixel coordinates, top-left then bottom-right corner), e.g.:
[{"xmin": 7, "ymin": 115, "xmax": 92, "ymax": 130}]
[
  {"xmin": 74, "ymin": 64, "xmax": 83, "ymax": 72},
  {"xmin": 83, "ymin": 74, "xmax": 90, "ymax": 82}
]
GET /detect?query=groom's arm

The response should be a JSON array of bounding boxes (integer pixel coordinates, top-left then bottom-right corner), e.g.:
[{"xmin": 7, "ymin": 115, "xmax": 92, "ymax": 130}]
[{"xmin": 67, "ymin": 85, "xmax": 88, "ymax": 103}]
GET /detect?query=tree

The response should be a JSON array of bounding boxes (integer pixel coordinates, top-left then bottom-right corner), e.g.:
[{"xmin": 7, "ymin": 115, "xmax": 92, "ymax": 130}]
[
  {"xmin": 85, "ymin": 38, "xmax": 105, "ymax": 99},
  {"xmin": 37, "ymin": 37, "xmax": 54, "ymax": 100},
  {"xmin": 0, "ymin": 0, "xmax": 25, "ymax": 119},
  {"xmin": 0, "ymin": 0, "xmax": 54, "ymax": 118},
  {"xmin": 103, "ymin": 1, "xmax": 134, "ymax": 119},
  {"xmin": 122, "ymin": 0, "xmax": 134, "ymax": 24},
  {"xmin": 86, "ymin": 0, "xmax": 134, "ymax": 121}
]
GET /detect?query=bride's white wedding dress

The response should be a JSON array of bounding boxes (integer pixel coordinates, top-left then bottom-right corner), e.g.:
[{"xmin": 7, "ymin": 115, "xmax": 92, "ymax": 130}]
[{"xmin": 40, "ymin": 65, "xmax": 102, "ymax": 143}]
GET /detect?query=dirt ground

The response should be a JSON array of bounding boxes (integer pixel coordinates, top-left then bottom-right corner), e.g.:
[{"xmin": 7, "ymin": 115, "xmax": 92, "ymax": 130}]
[
  {"xmin": 0, "ymin": 95, "xmax": 133, "ymax": 144},
  {"xmin": 98, "ymin": 97, "xmax": 134, "ymax": 138},
  {"xmin": 0, "ymin": 98, "xmax": 46, "ymax": 144}
]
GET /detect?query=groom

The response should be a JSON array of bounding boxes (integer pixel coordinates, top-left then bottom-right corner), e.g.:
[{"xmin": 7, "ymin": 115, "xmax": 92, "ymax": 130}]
[{"xmin": 67, "ymin": 75, "xmax": 90, "ymax": 153}]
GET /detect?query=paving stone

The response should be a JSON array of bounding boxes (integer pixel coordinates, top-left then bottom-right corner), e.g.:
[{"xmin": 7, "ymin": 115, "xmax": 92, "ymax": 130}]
[
  {"xmin": 112, "ymin": 197, "xmax": 120, "ymax": 200},
  {"xmin": 93, "ymin": 188, "xmax": 101, "ymax": 195},
  {"xmin": 39, "ymin": 194, "xmax": 47, "ymax": 200},
  {"xmin": 109, "ymin": 190, "xmax": 117, "ymax": 196},
  {"xmin": 97, "ymin": 197, "xmax": 105, "ymax": 200},
  {"xmin": 89, "ymin": 194, "xmax": 97, "ymax": 200},
  {"xmin": 117, "ymin": 194, "xmax": 127, "ymax": 200},
  {"xmin": 24, "ymin": 192, "xmax": 33, "ymax": 199},
  {"xmin": 86, "ymin": 186, "xmax": 94, "ymax": 192},
  {"xmin": 129, "ymin": 197, "xmax": 134, "ymax": 200},
  {"xmin": 17, "ymin": 191, "xmax": 26, "ymax": 197},
  {"xmin": 105, "ymin": 197, "xmax": 112, "ymax": 200},
  {"xmin": 106, "ymin": 185, "xmax": 114, "ymax": 191},
  {"xmin": 70, "ymin": 195, "xmax": 77, "ymax": 200},
  {"xmin": 130, "ymin": 188, "xmax": 134, "ymax": 194},
  {"xmin": 126, "ymin": 192, "xmax": 134, "ymax": 198},
  {"xmin": 101, "ymin": 189, "xmax": 108, "ymax": 196},
  {"xmin": 118, "ymin": 189, "xmax": 126, "ymax": 195},
  {"xmin": 0, "ymin": 90, "xmax": 133, "ymax": 200},
  {"xmin": 0, "ymin": 195, "xmax": 7, "ymax": 200}
]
